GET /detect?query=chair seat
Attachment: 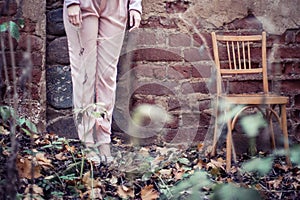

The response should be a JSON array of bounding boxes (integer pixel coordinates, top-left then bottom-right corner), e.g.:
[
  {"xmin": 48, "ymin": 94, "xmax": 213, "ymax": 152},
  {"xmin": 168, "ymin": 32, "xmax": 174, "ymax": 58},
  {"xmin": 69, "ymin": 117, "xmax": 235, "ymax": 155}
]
[{"xmin": 219, "ymin": 93, "xmax": 288, "ymax": 105}]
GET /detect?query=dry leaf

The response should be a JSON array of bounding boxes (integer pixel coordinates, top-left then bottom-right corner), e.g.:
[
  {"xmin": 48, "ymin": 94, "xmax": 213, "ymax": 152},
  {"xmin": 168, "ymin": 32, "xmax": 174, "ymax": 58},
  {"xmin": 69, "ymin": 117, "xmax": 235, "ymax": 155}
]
[
  {"xmin": 36, "ymin": 152, "xmax": 53, "ymax": 168},
  {"xmin": 156, "ymin": 147, "xmax": 177, "ymax": 156},
  {"xmin": 139, "ymin": 147, "xmax": 150, "ymax": 156},
  {"xmin": 117, "ymin": 185, "xmax": 134, "ymax": 199},
  {"xmin": 24, "ymin": 184, "xmax": 44, "ymax": 196},
  {"xmin": 173, "ymin": 168, "xmax": 185, "ymax": 181},
  {"xmin": 197, "ymin": 143, "xmax": 204, "ymax": 151},
  {"xmin": 268, "ymin": 176, "xmax": 283, "ymax": 189},
  {"xmin": 55, "ymin": 152, "xmax": 67, "ymax": 161},
  {"xmin": 16, "ymin": 156, "xmax": 42, "ymax": 179},
  {"xmin": 194, "ymin": 159, "xmax": 204, "ymax": 170},
  {"xmin": 0, "ymin": 125, "xmax": 10, "ymax": 135},
  {"xmin": 141, "ymin": 185, "xmax": 159, "ymax": 200},
  {"xmin": 82, "ymin": 171, "xmax": 101, "ymax": 189},
  {"xmin": 159, "ymin": 168, "xmax": 172, "ymax": 176},
  {"xmin": 65, "ymin": 144, "xmax": 76, "ymax": 153},
  {"xmin": 82, "ymin": 188, "xmax": 102, "ymax": 199}
]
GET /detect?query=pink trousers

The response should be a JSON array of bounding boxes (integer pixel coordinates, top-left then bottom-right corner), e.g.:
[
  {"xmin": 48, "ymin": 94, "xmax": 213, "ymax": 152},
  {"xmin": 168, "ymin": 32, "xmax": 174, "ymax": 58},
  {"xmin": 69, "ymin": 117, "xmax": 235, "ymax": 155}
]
[{"xmin": 63, "ymin": 0, "xmax": 128, "ymax": 144}]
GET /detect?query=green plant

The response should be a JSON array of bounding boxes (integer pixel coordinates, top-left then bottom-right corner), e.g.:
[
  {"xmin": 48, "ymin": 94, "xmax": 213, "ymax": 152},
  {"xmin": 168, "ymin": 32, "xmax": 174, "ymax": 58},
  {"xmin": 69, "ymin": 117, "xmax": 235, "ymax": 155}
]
[{"xmin": 0, "ymin": 19, "xmax": 24, "ymax": 41}]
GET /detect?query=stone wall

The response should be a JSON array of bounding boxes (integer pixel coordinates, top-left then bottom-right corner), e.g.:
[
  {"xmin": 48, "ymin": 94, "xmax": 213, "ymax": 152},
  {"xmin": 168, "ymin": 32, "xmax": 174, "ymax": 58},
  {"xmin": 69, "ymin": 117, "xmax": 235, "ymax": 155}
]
[
  {"xmin": 0, "ymin": 0, "xmax": 46, "ymax": 130},
  {"xmin": 45, "ymin": 0, "xmax": 300, "ymax": 145}
]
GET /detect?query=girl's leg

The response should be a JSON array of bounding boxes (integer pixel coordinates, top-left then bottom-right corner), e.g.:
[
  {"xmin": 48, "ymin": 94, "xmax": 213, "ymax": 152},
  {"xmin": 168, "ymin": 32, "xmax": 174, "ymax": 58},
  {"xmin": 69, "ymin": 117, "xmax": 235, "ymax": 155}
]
[
  {"xmin": 63, "ymin": 5, "xmax": 99, "ymax": 145},
  {"xmin": 94, "ymin": 0, "xmax": 128, "ymax": 147}
]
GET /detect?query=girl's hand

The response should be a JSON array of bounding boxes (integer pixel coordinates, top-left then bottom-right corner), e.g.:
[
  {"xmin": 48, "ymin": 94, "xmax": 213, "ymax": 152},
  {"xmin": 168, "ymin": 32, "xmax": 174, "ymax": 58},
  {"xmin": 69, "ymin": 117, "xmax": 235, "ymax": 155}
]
[
  {"xmin": 67, "ymin": 4, "xmax": 82, "ymax": 26},
  {"xmin": 129, "ymin": 10, "xmax": 141, "ymax": 32}
]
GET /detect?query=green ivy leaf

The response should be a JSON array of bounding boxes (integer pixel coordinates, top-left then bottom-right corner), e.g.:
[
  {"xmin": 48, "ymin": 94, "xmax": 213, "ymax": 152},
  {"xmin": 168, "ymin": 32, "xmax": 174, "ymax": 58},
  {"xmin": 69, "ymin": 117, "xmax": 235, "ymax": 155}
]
[
  {"xmin": 178, "ymin": 157, "xmax": 190, "ymax": 165},
  {"xmin": 0, "ymin": 22, "xmax": 8, "ymax": 32},
  {"xmin": 17, "ymin": 18, "xmax": 25, "ymax": 28},
  {"xmin": 290, "ymin": 145, "xmax": 300, "ymax": 165},
  {"xmin": 241, "ymin": 113, "xmax": 267, "ymax": 138},
  {"xmin": 25, "ymin": 120, "xmax": 38, "ymax": 133},
  {"xmin": 8, "ymin": 21, "xmax": 20, "ymax": 41},
  {"xmin": 212, "ymin": 183, "xmax": 262, "ymax": 200},
  {"xmin": 0, "ymin": 106, "xmax": 14, "ymax": 122},
  {"xmin": 241, "ymin": 156, "xmax": 273, "ymax": 176}
]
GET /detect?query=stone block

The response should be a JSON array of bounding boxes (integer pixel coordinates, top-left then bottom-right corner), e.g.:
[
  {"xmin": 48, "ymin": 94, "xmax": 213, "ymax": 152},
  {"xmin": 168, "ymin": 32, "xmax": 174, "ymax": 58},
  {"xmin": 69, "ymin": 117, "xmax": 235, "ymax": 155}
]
[
  {"xmin": 184, "ymin": 47, "xmax": 211, "ymax": 62},
  {"xmin": 46, "ymin": 115, "xmax": 78, "ymax": 139},
  {"xmin": 46, "ymin": 36, "xmax": 69, "ymax": 65},
  {"xmin": 169, "ymin": 33, "xmax": 191, "ymax": 47},
  {"xmin": 46, "ymin": 65, "xmax": 73, "ymax": 109},
  {"xmin": 47, "ymin": 8, "xmax": 65, "ymax": 36},
  {"xmin": 19, "ymin": 35, "xmax": 44, "ymax": 51},
  {"xmin": 181, "ymin": 81, "xmax": 209, "ymax": 94},
  {"xmin": 132, "ymin": 48, "xmax": 182, "ymax": 62}
]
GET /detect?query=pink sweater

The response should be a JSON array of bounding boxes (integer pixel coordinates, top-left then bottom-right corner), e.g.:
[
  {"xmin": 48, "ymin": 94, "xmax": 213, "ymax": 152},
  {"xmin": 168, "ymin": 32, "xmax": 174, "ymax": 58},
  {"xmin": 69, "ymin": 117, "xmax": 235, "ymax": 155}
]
[{"xmin": 65, "ymin": 0, "xmax": 142, "ymax": 13}]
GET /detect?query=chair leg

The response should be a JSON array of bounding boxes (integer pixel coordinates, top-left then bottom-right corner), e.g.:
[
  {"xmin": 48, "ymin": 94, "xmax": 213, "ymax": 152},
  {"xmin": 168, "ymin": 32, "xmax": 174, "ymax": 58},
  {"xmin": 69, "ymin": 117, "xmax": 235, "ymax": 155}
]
[
  {"xmin": 226, "ymin": 119, "xmax": 232, "ymax": 172},
  {"xmin": 267, "ymin": 108, "xmax": 276, "ymax": 149},
  {"xmin": 212, "ymin": 99, "xmax": 219, "ymax": 157},
  {"xmin": 281, "ymin": 105, "xmax": 291, "ymax": 166}
]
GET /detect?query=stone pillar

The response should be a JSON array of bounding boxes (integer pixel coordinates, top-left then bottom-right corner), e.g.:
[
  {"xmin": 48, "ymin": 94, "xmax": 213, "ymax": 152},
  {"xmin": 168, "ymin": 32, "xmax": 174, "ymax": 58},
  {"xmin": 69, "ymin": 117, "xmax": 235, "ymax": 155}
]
[{"xmin": 46, "ymin": 1, "xmax": 77, "ymax": 138}]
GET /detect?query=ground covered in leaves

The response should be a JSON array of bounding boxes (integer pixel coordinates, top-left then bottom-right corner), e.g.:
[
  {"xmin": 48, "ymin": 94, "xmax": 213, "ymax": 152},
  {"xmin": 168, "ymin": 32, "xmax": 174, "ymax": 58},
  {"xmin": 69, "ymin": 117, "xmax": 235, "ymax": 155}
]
[{"xmin": 0, "ymin": 127, "xmax": 300, "ymax": 199}]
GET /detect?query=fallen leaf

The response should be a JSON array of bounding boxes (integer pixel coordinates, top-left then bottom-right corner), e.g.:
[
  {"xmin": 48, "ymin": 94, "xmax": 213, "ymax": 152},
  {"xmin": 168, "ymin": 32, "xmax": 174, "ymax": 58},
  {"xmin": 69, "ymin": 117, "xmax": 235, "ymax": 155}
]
[
  {"xmin": 268, "ymin": 177, "xmax": 283, "ymax": 189},
  {"xmin": 36, "ymin": 152, "xmax": 53, "ymax": 168},
  {"xmin": 141, "ymin": 185, "xmax": 159, "ymax": 200},
  {"xmin": 82, "ymin": 171, "xmax": 101, "ymax": 189},
  {"xmin": 24, "ymin": 184, "xmax": 44, "ymax": 196},
  {"xmin": 0, "ymin": 125, "xmax": 10, "ymax": 135},
  {"xmin": 117, "ymin": 185, "xmax": 134, "ymax": 199},
  {"xmin": 159, "ymin": 168, "xmax": 172, "ymax": 176},
  {"xmin": 82, "ymin": 188, "xmax": 102, "ymax": 199},
  {"xmin": 139, "ymin": 147, "xmax": 150, "ymax": 156},
  {"xmin": 65, "ymin": 144, "xmax": 76, "ymax": 153},
  {"xmin": 24, "ymin": 184, "xmax": 44, "ymax": 200},
  {"xmin": 197, "ymin": 143, "xmax": 204, "ymax": 151},
  {"xmin": 156, "ymin": 147, "xmax": 177, "ymax": 156},
  {"xmin": 173, "ymin": 167, "xmax": 185, "ymax": 181},
  {"xmin": 55, "ymin": 152, "xmax": 67, "ymax": 161},
  {"xmin": 16, "ymin": 156, "xmax": 42, "ymax": 179}
]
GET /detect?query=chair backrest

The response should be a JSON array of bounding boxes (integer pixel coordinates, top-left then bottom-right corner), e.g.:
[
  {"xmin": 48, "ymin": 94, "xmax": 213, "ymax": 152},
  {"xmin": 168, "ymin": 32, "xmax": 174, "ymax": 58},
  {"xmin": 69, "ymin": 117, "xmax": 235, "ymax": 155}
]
[{"xmin": 211, "ymin": 32, "xmax": 268, "ymax": 95}]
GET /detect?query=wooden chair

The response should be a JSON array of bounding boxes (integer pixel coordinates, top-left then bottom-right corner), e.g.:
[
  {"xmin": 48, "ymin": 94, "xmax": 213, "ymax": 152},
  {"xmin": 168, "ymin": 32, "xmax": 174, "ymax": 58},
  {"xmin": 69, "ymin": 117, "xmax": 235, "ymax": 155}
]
[{"xmin": 210, "ymin": 31, "xmax": 291, "ymax": 172}]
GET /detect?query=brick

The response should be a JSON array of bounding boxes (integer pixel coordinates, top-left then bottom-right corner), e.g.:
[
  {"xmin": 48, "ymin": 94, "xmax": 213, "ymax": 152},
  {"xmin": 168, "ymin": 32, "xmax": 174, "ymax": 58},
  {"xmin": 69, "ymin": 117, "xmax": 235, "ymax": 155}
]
[
  {"xmin": 168, "ymin": 97, "xmax": 181, "ymax": 111},
  {"xmin": 132, "ymin": 65, "xmax": 154, "ymax": 78},
  {"xmin": 164, "ymin": 128, "xmax": 199, "ymax": 144},
  {"xmin": 296, "ymin": 32, "xmax": 300, "ymax": 43},
  {"xmin": 130, "ymin": 30, "xmax": 161, "ymax": 46},
  {"xmin": 193, "ymin": 33, "xmax": 204, "ymax": 47},
  {"xmin": 141, "ymin": 16, "xmax": 178, "ymax": 29},
  {"xmin": 293, "ymin": 109, "xmax": 300, "ymax": 122},
  {"xmin": 133, "ymin": 82, "xmax": 175, "ymax": 96},
  {"xmin": 164, "ymin": 113, "xmax": 179, "ymax": 129},
  {"xmin": 223, "ymin": 14, "xmax": 263, "ymax": 30},
  {"xmin": 0, "ymin": 1, "xmax": 17, "ymax": 16},
  {"xmin": 168, "ymin": 65, "xmax": 191, "ymax": 79},
  {"xmin": 181, "ymin": 112, "xmax": 202, "ymax": 127},
  {"xmin": 295, "ymin": 94, "xmax": 300, "ymax": 107},
  {"xmin": 191, "ymin": 63, "xmax": 213, "ymax": 78},
  {"xmin": 182, "ymin": 81, "xmax": 209, "ymax": 94},
  {"xmin": 153, "ymin": 66, "xmax": 167, "ymax": 80},
  {"xmin": 284, "ymin": 30, "xmax": 296, "ymax": 44},
  {"xmin": 274, "ymin": 46, "xmax": 300, "ymax": 59},
  {"xmin": 184, "ymin": 47, "xmax": 211, "ymax": 62},
  {"xmin": 132, "ymin": 48, "xmax": 182, "ymax": 62},
  {"xmin": 19, "ymin": 34, "xmax": 44, "ymax": 51},
  {"xmin": 169, "ymin": 33, "xmax": 191, "ymax": 47},
  {"xmin": 229, "ymin": 81, "xmax": 262, "ymax": 94}
]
